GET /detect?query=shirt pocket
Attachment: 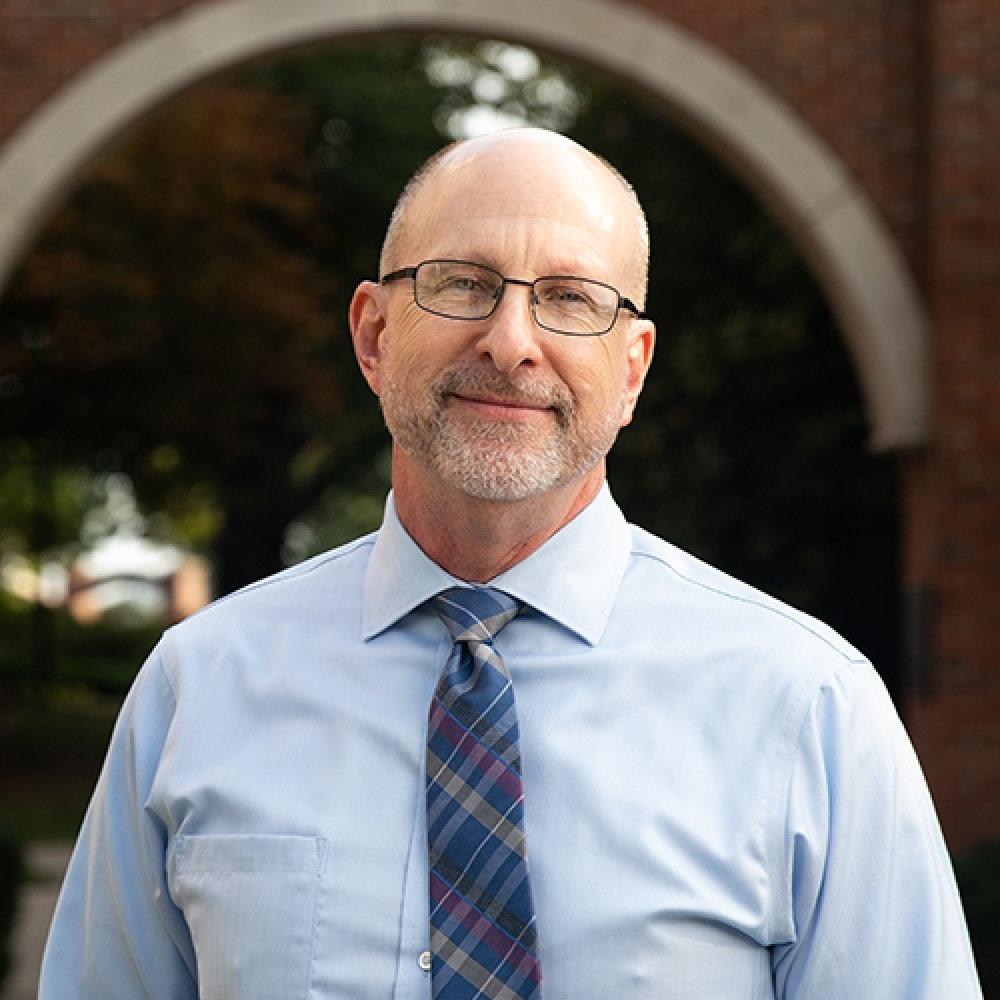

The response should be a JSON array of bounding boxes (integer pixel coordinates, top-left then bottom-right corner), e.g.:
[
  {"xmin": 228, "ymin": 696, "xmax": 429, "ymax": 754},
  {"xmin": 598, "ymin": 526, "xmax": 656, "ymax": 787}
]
[
  {"xmin": 642, "ymin": 925, "xmax": 775, "ymax": 1000},
  {"xmin": 169, "ymin": 834, "xmax": 327, "ymax": 1000}
]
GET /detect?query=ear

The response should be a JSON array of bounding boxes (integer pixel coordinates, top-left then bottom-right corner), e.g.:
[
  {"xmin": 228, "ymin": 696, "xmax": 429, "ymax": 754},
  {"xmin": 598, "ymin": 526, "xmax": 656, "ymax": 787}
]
[
  {"xmin": 619, "ymin": 320, "xmax": 656, "ymax": 428},
  {"xmin": 349, "ymin": 280, "xmax": 387, "ymax": 397}
]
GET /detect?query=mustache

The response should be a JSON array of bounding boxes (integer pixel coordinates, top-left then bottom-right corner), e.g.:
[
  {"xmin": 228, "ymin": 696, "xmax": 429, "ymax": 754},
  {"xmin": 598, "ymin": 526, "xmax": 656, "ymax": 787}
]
[{"xmin": 432, "ymin": 364, "xmax": 574, "ymax": 420}]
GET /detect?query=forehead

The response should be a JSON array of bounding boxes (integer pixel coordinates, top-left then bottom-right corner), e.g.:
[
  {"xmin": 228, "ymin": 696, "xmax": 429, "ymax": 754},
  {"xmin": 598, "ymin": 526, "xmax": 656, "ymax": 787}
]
[{"xmin": 400, "ymin": 136, "xmax": 638, "ymax": 279}]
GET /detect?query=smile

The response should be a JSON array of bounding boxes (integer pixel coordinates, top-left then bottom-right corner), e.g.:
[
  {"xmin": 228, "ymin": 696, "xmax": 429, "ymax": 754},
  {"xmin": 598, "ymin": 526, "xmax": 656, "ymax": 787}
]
[{"xmin": 449, "ymin": 393, "xmax": 555, "ymax": 421}]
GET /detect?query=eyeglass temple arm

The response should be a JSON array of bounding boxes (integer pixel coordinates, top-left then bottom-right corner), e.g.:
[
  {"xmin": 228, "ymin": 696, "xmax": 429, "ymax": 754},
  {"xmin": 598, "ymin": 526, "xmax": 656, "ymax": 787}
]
[
  {"xmin": 380, "ymin": 267, "xmax": 417, "ymax": 284},
  {"xmin": 621, "ymin": 297, "xmax": 648, "ymax": 320}
]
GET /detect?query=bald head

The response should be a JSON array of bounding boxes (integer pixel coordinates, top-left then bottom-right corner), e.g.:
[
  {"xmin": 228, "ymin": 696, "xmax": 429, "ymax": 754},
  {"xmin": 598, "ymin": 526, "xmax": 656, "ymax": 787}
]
[{"xmin": 379, "ymin": 128, "xmax": 650, "ymax": 304}]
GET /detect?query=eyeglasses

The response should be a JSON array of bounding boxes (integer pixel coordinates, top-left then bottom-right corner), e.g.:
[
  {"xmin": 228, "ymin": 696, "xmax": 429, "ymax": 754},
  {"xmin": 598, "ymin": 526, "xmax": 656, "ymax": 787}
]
[{"xmin": 380, "ymin": 258, "xmax": 647, "ymax": 337}]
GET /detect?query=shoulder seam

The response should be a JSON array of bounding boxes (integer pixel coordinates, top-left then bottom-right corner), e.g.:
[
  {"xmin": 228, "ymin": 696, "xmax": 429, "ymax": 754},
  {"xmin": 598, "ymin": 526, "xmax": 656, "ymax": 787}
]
[
  {"xmin": 181, "ymin": 533, "xmax": 377, "ymax": 623},
  {"xmin": 631, "ymin": 548, "xmax": 866, "ymax": 664}
]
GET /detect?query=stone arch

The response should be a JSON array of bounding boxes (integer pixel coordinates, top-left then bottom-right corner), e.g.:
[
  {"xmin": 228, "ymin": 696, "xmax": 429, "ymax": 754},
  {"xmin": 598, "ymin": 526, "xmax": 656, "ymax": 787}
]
[{"xmin": 0, "ymin": 0, "xmax": 928, "ymax": 449}]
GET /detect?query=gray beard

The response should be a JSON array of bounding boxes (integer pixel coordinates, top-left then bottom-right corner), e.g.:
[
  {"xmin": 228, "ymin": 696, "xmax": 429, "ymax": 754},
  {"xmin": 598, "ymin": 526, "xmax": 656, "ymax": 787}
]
[{"xmin": 380, "ymin": 363, "xmax": 623, "ymax": 501}]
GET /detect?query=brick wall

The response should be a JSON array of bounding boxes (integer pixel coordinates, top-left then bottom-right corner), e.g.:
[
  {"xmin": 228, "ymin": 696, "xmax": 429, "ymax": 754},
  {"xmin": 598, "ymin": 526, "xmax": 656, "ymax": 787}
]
[
  {"xmin": 901, "ymin": 0, "xmax": 1000, "ymax": 853},
  {"xmin": 0, "ymin": 0, "xmax": 997, "ymax": 851},
  {"xmin": 0, "ymin": 1, "xmax": 186, "ymax": 139}
]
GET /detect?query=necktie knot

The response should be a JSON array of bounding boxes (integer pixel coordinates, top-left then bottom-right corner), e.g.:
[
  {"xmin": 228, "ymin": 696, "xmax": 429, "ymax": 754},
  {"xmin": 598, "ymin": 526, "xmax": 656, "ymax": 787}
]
[{"xmin": 433, "ymin": 586, "xmax": 520, "ymax": 646}]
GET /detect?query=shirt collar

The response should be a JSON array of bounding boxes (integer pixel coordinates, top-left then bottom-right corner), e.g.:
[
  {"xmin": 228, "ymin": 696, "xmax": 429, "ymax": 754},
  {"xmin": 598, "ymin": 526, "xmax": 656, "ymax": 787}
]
[{"xmin": 363, "ymin": 483, "xmax": 631, "ymax": 646}]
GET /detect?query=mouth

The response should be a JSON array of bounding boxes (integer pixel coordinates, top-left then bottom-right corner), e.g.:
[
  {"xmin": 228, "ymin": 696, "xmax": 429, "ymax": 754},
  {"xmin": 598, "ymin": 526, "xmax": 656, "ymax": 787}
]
[
  {"xmin": 448, "ymin": 392, "xmax": 556, "ymax": 421},
  {"xmin": 434, "ymin": 365, "xmax": 572, "ymax": 428}
]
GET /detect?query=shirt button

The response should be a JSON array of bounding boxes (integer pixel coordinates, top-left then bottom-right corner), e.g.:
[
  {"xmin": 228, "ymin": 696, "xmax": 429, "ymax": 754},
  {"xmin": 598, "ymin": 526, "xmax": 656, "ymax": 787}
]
[{"xmin": 418, "ymin": 950, "xmax": 432, "ymax": 972}]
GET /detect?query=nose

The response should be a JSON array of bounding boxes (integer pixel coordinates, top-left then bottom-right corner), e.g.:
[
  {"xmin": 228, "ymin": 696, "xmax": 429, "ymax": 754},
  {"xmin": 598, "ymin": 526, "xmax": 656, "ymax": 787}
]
[{"xmin": 475, "ymin": 280, "xmax": 544, "ymax": 374}]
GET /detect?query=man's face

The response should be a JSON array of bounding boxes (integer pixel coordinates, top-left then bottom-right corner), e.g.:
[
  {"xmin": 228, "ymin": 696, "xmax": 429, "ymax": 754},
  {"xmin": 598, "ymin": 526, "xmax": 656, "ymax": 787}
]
[{"xmin": 354, "ymin": 134, "xmax": 654, "ymax": 503}]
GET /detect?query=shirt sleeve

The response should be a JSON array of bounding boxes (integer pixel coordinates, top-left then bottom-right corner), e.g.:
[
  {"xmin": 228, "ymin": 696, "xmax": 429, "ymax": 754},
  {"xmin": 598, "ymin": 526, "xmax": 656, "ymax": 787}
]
[
  {"xmin": 38, "ymin": 645, "xmax": 198, "ymax": 999},
  {"xmin": 771, "ymin": 661, "xmax": 983, "ymax": 999}
]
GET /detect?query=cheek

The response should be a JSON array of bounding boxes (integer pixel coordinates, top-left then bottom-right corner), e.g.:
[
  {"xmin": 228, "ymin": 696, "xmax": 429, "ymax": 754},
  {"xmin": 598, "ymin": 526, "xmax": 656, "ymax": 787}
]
[
  {"xmin": 381, "ymin": 310, "xmax": 444, "ymax": 385},
  {"xmin": 555, "ymin": 342, "xmax": 630, "ymax": 410}
]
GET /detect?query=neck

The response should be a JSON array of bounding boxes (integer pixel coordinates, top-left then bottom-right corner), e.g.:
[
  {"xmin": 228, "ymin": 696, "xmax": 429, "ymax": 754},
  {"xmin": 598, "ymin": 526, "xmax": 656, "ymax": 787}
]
[{"xmin": 392, "ymin": 453, "xmax": 605, "ymax": 583}]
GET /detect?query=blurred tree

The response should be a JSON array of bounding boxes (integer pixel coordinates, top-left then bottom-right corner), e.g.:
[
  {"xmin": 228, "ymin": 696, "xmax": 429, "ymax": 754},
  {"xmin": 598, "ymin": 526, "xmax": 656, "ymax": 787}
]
[
  {"xmin": 0, "ymin": 439, "xmax": 108, "ymax": 695},
  {"xmin": 1, "ymin": 84, "xmax": 344, "ymax": 596}
]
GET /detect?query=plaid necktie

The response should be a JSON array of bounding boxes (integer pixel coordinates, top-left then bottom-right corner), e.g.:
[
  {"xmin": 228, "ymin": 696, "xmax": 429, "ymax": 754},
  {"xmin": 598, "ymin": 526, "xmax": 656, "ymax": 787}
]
[{"xmin": 426, "ymin": 587, "xmax": 543, "ymax": 999}]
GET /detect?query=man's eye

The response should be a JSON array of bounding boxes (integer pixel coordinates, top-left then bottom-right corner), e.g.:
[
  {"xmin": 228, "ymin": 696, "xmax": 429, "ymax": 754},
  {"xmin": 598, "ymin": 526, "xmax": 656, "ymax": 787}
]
[
  {"xmin": 444, "ymin": 276, "xmax": 487, "ymax": 293},
  {"xmin": 543, "ymin": 284, "xmax": 593, "ymax": 307}
]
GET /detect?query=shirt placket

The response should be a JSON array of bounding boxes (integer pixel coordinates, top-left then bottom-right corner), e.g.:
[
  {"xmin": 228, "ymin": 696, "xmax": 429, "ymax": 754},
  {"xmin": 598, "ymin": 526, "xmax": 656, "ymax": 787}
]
[{"xmin": 392, "ymin": 717, "xmax": 434, "ymax": 1000}]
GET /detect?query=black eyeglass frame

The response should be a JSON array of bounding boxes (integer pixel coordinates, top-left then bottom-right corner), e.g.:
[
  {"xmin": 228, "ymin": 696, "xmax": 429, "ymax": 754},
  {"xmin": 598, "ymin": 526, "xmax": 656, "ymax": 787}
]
[{"xmin": 380, "ymin": 258, "xmax": 648, "ymax": 337}]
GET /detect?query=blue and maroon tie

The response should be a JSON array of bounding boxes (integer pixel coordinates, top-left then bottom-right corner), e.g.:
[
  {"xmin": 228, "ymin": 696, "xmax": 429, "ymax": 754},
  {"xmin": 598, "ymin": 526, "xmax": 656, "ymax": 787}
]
[{"xmin": 426, "ymin": 587, "xmax": 543, "ymax": 999}]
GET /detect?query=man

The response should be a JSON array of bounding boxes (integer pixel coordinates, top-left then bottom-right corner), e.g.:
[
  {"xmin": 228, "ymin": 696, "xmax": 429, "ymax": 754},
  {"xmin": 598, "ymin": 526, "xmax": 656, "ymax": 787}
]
[{"xmin": 41, "ymin": 129, "xmax": 981, "ymax": 998}]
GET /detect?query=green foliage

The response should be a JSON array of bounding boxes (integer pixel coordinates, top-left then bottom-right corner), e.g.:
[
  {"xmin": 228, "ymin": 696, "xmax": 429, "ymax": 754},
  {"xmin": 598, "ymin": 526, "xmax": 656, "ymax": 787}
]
[
  {"xmin": 1, "ymin": 82, "xmax": 345, "ymax": 595},
  {"xmin": 955, "ymin": 840, "xmax": 1000, "ymax": 994},
  {"xmin": 0, "ymin": 606, "xmax": 160, "ymax": 694}
]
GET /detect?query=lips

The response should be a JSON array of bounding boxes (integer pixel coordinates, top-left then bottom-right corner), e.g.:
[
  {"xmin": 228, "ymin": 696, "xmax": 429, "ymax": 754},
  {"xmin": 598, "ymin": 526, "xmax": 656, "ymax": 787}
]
[
  {"xmin": 452, "ymin": 392, "xmax": 551, "ymax": 410},
  {"xmin": 449, "ymin": 393, "xmax": 555, "ymax": 421}
]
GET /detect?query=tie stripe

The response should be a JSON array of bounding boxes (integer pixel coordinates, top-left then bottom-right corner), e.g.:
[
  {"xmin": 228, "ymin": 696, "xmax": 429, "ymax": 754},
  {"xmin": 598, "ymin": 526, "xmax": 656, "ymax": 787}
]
[{"xmin": 427, "ymin": 587, "xmax": 543, "ymax": 1000}]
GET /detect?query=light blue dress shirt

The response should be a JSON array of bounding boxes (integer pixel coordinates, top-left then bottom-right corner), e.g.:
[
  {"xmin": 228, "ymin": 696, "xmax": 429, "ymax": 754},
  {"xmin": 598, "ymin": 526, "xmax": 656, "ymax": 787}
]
[{"xmin": 40, "ymin": 486, "xmax": 982, "ymax": 999}]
